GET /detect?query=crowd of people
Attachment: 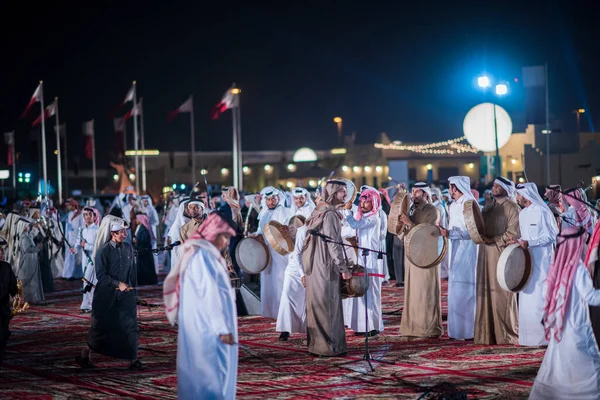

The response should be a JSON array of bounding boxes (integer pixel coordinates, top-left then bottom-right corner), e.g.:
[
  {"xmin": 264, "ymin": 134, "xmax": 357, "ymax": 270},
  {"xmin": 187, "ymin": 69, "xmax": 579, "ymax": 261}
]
[{"xmin": 1, "ymin": 176, "xmax": 600, "ymax": 399}]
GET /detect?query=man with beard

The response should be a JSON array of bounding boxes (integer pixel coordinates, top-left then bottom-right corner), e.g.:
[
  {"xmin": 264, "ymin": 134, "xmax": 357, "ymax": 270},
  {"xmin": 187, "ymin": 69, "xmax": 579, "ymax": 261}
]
[
  {"xmin": 291, "ymin": 187, "xmax": 316, "ymax": 219},
  {"xmin": 474, "ymin": 177, "xmax": 520, "ymax": 345},
  {"xmin": 303, "ymin": 180, "xmax": 352, "ymax": 356},
  {"xmin": 399, "ymin": 182, "xmax": 442, "ymax": 338},
  {"xmin": 77, "ymin": 217, "xmax": 142, "ymax": 369},
  {"xmin": 250, "ymin": 187, "xmax": 293, "ymax": 318},
  {"xmin": 179, "ymin": 197, "xmax": 207, "ymax": 243}
]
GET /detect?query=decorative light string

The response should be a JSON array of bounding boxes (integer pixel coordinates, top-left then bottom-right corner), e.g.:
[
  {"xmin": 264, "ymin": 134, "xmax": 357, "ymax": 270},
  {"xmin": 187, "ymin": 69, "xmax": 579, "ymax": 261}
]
[{"xmin": 374, "ymin": 136, "xmax": 479, "ymax": 155}]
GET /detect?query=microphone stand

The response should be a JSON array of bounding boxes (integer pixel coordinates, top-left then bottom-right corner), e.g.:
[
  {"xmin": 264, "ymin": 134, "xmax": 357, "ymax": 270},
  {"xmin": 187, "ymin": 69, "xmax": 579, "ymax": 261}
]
[{"xmin": 310, "ymin": 231, "xmax": 395, "ymax": 372}]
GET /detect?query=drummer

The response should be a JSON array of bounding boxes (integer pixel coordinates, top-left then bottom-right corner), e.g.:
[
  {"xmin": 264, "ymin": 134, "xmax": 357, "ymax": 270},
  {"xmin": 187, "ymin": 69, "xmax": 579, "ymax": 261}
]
[
  {"xmin": 399, "ymin": 182, "xmax": 443, "ymax": 338},
  {"xmin": 513, "ymin": 182, "xmax": 558, "ymax": 346},
  {"xmin": 343, "ymin": 188, "xmax": 384, "ymax": 337},
  {"xmin": 250, "ymin": 187, "xmax": 294, "ymax": 319},
  {"xmin": 439, "ymin": 176, "xmax": 478, "ymax": 340},
  {"xmin": 290, "ymin": 187, "xmax": 315, "ymax": 219}
]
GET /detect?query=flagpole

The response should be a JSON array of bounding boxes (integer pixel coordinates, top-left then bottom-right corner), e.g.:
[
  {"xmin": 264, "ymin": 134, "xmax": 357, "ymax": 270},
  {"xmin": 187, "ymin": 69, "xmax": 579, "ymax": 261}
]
[
  {"xmin": 63, "ymin": 125, "xmax": 69, "ymax": 198},
  {"xmin": 190, "ymin": 95, "xmax": 196, "ymax": 186},
  {"xmin": 10, "ymin": 132, "xmax": 16, "ymax": 199},
  {"xmin": 140, "ymin": 98, "xmax": 147, "ymax": 192},
  {"xmin": 55, "ymin": 97, "xmax": 63, "ymax": 205},
  {"xmin": 92, "ymin": 120, "xmax": 97, "ymax": 195},
  {"xmin": 231, "ymin": 84, "xmax": 239, "ymax": 188},
  {"xmin": 236, "ymin": 100, "xmax": 243, "ymax": 191},
  {"xmin": 132, "ymin": 81, "xmax": 140, "ymax": 194},
  {"xmin": 39, "ymin": 81, "xmax": 48, "ymax": 199},
  {"xmin": 544, "ymin": 62, "xmax": 551, "ymax": 186}
]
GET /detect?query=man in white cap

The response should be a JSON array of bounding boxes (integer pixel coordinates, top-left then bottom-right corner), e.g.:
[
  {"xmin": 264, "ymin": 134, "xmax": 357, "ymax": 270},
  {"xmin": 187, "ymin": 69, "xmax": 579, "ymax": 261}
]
[
  {"xmin": 78, "ymin": 217, "xmax": 142, "ymax": 369},
  {"xmin": 514, "ymin": 182, "xmax": 558, "ymax": 346},
  {"xmin": 474, "ymin": 176, "xmax": 521, "ymax": 345},
  {"xmin": 250, "ymin": 187, "xmax": 293, "ymax": 319},
  {"xmin": 431, "ymin": 187, "xmax": 449, "ymax": 280},
  {"xmin": 291, "ymin": 187, "xmax": 316, "ymax": 219},
  {"xmin": 399, "ymin": 182, "xmax": 442, "ymax": 338},
  {"xmin": 439, "ymin": 176, "xmax": 478, "ymax": 340}
]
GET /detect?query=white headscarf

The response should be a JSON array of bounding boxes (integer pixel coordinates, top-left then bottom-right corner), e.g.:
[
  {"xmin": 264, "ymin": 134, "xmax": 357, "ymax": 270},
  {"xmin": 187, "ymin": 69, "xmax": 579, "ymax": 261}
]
[
  {"xmin": 448, "ymin": 176, "xmax": 475, "ymax": 201},
  {"xmin": 516, "ymin": 182, "xmax": 550, "ymax": 210},
  {"xmin": 494, "ymin": 177, "xmax": 516, "ymax": 199},
  {"xmin": 258, "ymin": 186, "xmax": 286, "ymax": 221},
  {"xmin": 412, "ymin": 182, "xmax": 432, "ymax": 199},
  {"xmin": 291, "ymin": 187, "xmax": 315, "ymax": 213}
]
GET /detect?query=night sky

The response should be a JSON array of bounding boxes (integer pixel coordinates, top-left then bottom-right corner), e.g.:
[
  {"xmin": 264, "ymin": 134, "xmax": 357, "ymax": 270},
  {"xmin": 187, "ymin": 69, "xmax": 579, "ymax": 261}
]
[{"xmin": 1, "ymin": 2, "xmax": 597, "ymax": 169}]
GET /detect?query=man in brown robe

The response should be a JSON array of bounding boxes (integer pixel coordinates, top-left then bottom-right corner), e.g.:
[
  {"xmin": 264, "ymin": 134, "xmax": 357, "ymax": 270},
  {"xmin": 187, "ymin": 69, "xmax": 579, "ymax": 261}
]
[
  {"xmin": 474, "ymin": 177, "xmax": 520, "ymax": 345},
  {"xmin": 180, "ymin": 200, "xmax": 206, "ymax": 242},
  {"xmin": 302, "ymin": 181, "xmax": 352, "ymax": 357},
  {"xmin": 399, "ymin": 182, "xmax": 442, "ymax": 338}
]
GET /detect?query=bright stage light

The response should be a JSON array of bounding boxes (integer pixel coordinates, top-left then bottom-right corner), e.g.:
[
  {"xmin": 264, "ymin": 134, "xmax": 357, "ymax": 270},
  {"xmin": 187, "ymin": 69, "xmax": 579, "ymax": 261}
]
[
  {"xmin": 463, "ymin": 102, "xmax": 513, "ymax": 153},
  {"xmin": 477, "ymin": 76, "xmax": 490, "ymax": 88}
]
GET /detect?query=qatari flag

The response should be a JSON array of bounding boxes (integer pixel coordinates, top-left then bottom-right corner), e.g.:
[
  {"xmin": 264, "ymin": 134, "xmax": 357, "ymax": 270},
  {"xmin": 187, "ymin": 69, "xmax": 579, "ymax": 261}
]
[{"xmin": 521, "ymin": 65, "xmax": 546, "ymax": 125}]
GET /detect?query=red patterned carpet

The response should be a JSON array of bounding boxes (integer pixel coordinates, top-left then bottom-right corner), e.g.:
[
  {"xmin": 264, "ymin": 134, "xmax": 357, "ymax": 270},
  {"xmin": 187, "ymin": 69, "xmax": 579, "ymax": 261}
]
[{"xmin": 0, "ymin": 278, "xmax": 543, "ymax": 399}]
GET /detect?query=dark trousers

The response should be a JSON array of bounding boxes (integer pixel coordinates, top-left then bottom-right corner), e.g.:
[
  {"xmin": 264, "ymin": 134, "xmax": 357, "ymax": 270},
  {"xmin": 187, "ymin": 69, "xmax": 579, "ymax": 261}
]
[{"xmin": 392, "ymin": 236, "xmax": 405, "ymax": 284}]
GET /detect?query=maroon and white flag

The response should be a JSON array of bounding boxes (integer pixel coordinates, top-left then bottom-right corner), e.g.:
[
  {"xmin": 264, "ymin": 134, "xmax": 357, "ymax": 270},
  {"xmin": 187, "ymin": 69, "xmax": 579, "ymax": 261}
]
[
  {"xmin": 4, "ymin": 131, "xmax": 14, "ymax": 167},
  {"xmin": 168, "ymin": 96, "xmax": 193, "ymax": 122},
  {"xmin": 20, "ymin": 82, "xmax": 43, "ymax": 119},
  {"xmin": 83, "ymin": 120, "xmax": 94, "ymax": 159},
  {"xmin": 211, "ymin": 87, "xmax": 239, "ymax": 119},
  {"xmin": 123, "ymin": 83, "xmax": 136, "ymax": 104},
  {"xmin": 123, "ymin": 102, "xmax": 141, "ymax": 121},
  {"xmin": 32, "ymin": 100, "xmax": 56, "ymax": 127}
]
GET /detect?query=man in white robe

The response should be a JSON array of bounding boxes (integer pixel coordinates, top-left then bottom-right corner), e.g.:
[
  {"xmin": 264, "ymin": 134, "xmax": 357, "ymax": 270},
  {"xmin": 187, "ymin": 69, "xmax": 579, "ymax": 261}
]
[
  {"xmin": 62, "ymin": 199, "xmax": 83, "ymax": 280},
  {"xmin": 291, "ymin": 187, "xmax": 316, "ymax": 219},
  {"xmin": 164, "ymin": 212, "xmax": 238, "ymax": 400},
  {"xmin": 514, "ymin": 182, "xmax": 558, "ymax": 346},
  {"xmin": 121, "ymin": 195, "xmax": 137, "ymax": 224},
  {"xmin": 166, "ymin": 198, "xmax": 192, "ymax": 269},
  {"xmin": 276, "ymin": 225, "xmax": 308, "ymax": 341},
  {"xmin": 79, "ymin": 207, "xmax": 99, "ymax": 312},
  {"xmin": 360, "ymin": 185, "xmax": 390, "ymax": 283},
  {"xmin": 251, "ymin": 187, "xmax": 293, "ymax": 318},
  {"xmin": 440, "ymin": 176, "xmax": 478, "ymax": 340},
  {"xmin": 432, "ymin": 187, "xmax": 450, "ymax": 280},
  {"xmin": 343, "ymin": 188, "xmax": 384, "ymax": 336}
]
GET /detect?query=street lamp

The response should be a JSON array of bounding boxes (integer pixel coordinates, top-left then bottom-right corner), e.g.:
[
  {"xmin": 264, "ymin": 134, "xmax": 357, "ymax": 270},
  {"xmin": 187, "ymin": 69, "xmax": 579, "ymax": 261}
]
[
  {"xmin": 333, "ymin": 117, "xmax": 342, "ymax": 146},
  {"xmin": 573, "ymin": 108, "xmax": 585, "ymax": 134},
  {"xmin": 477, "ymin": 75, "xmax": 508, "ymax": 178}
]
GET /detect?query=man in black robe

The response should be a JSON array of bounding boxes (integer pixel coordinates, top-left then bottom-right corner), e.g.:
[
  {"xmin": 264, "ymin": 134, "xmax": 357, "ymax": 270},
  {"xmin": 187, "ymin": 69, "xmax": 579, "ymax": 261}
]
[
  {"xmin": 77, "ymin": 217, "xmax": 142, "ymax": 369},
  {"xmin": 0, "ymin": 237, "xmax": 17, "ymax": 363}
]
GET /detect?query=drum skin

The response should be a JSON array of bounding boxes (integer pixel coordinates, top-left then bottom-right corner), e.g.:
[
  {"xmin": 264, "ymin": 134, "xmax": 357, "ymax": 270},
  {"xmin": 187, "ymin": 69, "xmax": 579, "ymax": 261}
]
[
  {"xmin": 405, "ymin": 223, "xmax": 448, "ymax": 268},
  {"xmin": 235, "ymin": 237, "xmax": 271, "ymax": 274},
  {"xmin": 497, "ymin": 243, "xmax": 532, "ymax": 292}
]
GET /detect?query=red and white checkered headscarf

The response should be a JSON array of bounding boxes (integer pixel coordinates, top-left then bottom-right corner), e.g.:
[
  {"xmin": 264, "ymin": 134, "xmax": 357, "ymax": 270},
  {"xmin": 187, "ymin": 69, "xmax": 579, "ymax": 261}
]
[
  {"xmin": 163, "ymin": 212, "xmax": 235, "ymax": 325},
  {"xmin": 356, "ymin": 188, "xmax": 381, "ymax": 221}
]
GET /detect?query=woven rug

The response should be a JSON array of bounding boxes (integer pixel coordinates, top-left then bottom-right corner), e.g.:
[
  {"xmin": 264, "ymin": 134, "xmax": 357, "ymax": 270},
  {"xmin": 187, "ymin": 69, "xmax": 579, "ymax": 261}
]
[{"xmin": 0, "ymin": 278, "xmax": 542, "ymax": 399}]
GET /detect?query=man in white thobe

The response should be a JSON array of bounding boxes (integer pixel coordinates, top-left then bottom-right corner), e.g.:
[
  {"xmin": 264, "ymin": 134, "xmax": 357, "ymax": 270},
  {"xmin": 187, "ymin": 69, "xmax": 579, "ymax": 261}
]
[
  {"xmin": 360, "ymin": 185, "xmax": 390, "ymax": 283},
  {"xmin": 440, "ymin": 176, "xmax": 478, "ymax": 340},
  {"xmin": 290, "ymin": 187, "xmax": 316, "ymax": 219},
  {"xmin": 276, "ymin": 225, "xmax": 308, "ymax": 341},
  {"xmin": 164, "ymin": 212, "xmax": 237, "ymax": 400},
  {"xmin": 63, "ymin": 199, "xmax": 84, "ymax": 280},
  {"xmin": 432, "ymin": 187, "xmax": 450, "ymax": 280},
  {"xmin": 79, "ymin": 207, "xmax": 99, "ymax": 312},
  {"xmin": 121, "ymin": 195, "xmax": 137, "ymax": 224},
  {"xmin": 343, "ymin": 188, "xmax": 384, "ymax": 336},
  {"xmin": 252, "ymin": 187, "xmax": 293, "ymax": 319},
  {"xmin": 514, "ymin": 182, "xmax": 558, "ymax": 346}
]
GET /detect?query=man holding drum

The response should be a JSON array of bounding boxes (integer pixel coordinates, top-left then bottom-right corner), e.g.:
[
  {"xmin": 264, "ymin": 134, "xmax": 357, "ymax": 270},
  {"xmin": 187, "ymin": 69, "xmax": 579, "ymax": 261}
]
[
  {"xmin": 439, "ymin": 176, "xmax": 479, "ymax": 340},
  {"xmin": 399, "ymin": 182, "xmax": 442, "ymax": 338},
  {"xmin": 513, "ymin": 182, "xmax": 558, "ymax": 346},
  {"xmin": 474, "ymin": 177, "xmax": 520, "ymax": 345}
]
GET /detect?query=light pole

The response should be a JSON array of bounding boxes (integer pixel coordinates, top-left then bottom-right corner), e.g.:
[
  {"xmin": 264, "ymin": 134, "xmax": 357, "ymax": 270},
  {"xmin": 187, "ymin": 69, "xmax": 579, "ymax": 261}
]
[
  {"xmin": 477, "ymin": 76, "xmax": 508, "ymax": 178},
  {"xmin": 333, "ymin": 117, "xmax": 342, "ymax": 146},
  {"xmin": 573, "ymin": 108, "xmax": 585, "ymax": 134}
]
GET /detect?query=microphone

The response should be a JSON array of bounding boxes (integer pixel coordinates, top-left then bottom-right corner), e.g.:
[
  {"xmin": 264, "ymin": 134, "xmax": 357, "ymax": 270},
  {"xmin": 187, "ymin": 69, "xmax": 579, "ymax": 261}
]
[{"xmin": 308, "ymin": 229, "xmax": 332, "ymax": 240}]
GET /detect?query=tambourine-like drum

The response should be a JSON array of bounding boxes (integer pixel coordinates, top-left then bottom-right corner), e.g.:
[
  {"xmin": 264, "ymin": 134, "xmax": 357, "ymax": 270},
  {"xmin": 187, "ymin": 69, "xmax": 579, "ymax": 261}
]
[
  {"xmin": 341, "ymin": 264, "xmax": 369, "ymax": 299},
  {"xmin": 340, "ymin": 178, "xmax": 357, "ymax": 205},
  {"xmin": 264, "ymin": 220, "xmax": 295, "ymax": 256},
  {"xmin": 288, "ymin": 215, "xmax": 306, "ymax": 243},
  {"xmin": 497, "ymin": 243, "xmax": 532, "ymax": 292},
  {"xmin": 464, "ymin": 199, "xmax": 485, "ymax": 244},
  {"xmin": 387, "ymin": 192, "xmax": 410, "ymax": 235},
  {"xmin": 405, "ymin": 223, "xmax": 448, "ymax": 268},
  {"xmin": 235, "ymin": 237, "xmax": 271, "ymax": 274}
]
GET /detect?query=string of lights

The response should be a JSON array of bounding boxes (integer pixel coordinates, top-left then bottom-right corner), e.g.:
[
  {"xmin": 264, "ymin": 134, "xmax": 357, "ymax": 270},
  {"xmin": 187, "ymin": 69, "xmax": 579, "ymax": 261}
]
[{"xmin": 374, "ymin": 136, "xmax": 479, "ymax": 155}]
